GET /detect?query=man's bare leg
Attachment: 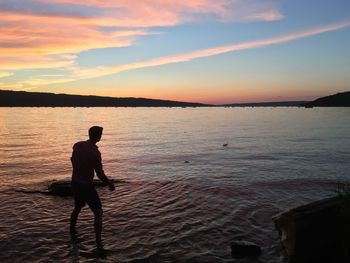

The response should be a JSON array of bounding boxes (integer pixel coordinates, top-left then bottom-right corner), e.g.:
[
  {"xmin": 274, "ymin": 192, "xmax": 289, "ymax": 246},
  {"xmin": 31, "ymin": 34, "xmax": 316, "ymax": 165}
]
[
  {"xmin": 70, "ymin": 206, "xmax": 82, "ymax": 238},
  {"xmin": 93, "ymin": 208, "xmax": 103, "ymax": 248}
]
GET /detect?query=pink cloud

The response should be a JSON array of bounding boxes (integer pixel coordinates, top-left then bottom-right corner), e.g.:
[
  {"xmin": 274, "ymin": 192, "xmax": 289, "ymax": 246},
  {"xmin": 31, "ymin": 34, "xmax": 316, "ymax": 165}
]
[
  {"xmin": 0, "ymin": 0, "xmax": 283, "ymax": 70},
  {"xmin": 36, "ymin": 0, "xmax": 284, "ymax": 26},
  {"xmin": 0, "ymin": 11, "xmax": 149, "ymax": 69},
  {"xmin": 248, "ymin": 10, "xmax": 284, "ymax": 22}
]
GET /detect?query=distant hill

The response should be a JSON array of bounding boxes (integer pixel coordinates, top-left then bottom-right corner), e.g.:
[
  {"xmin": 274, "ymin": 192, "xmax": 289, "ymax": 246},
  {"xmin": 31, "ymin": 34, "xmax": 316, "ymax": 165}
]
[
  {"xmin": 0, "ymin": 90, "xmax": 210, "ymax": 107},
  {"xmin": 222, "ymin": 101, "xmax": 307, "ymax": 107},
  {"xmin": 303, "ymin": 91, "xmax": 350, "ymax": 107},
  {"xmin": 4, "ymin": 89, "xmax": 347, "ymax": 108}
]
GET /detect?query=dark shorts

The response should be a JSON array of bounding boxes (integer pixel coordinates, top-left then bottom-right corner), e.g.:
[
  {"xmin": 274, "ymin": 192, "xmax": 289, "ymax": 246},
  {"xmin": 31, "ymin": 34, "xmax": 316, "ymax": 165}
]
[{"xmin": 72, "ymin": 182, "xmax": 102, "ymax": 211}]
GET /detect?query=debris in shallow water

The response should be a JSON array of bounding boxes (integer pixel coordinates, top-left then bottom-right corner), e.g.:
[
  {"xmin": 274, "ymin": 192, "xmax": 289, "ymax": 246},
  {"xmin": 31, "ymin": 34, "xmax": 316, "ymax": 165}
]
[
  {"xmin": 16, "ymin": 179, "xmax": 121, "ymax": 196},
  {"xmin": 48, "ymin": 179, "xmax": 121, "ymax": 196},
  {"xmin": 231, "ymin": 240, "xmax": 261, "ymax": 258}
]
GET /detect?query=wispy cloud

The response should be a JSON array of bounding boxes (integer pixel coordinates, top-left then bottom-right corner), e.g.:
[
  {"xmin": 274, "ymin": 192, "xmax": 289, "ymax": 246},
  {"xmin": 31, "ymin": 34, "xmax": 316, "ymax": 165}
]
[
  {"xmin": 0, "ymin": 82, "xmax": 23, "ymax": 90},
  {"xmin": 248, "ymin": 10, "xmax": 284, "ymax": 22},
  {"xmin": 36, "ymin": 0, "xmax": 284, "ymax": 24},
  {"xmin": 0, "ymin": 72, "xmax": 12, "ymax": 78},
  {"xmin": 71, "ymin": 20, "xmax": 350, "ymax": 80}
]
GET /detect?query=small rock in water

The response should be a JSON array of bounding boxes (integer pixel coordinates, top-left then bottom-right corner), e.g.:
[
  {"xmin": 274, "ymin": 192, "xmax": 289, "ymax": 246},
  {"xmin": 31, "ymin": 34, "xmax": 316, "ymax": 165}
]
[
  {"xmin": 231, "ymin": 240, "xmax": 261, "ymax": 259},
  {"xmin": 223, "ymin": 143, "xmax": 228, "ymax": 147},
  {"xmin": 47, "ymin": 179, "xmax": 118, "ymax": 196},
  {"xmin": 184, "ymin": 160, "xmax": 190, "ymax": 163},
  {"xmin": 48, "ymin": 181, "xmax": 73, "ymax": 196}
]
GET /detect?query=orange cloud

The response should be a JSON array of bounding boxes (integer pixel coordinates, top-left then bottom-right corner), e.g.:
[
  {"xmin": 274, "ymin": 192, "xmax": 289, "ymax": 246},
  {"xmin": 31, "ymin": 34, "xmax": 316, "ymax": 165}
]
[
  {"xmin": 0, "ymin": 11, "xmax": 150, "ymax": 70},
  {"xmin": 0, "ymin": 55, "xmax": 77, "ymax": 70},
  {"xmin": 0, "ymin": 72, "xmax": 12, "ymax": 78},
  {"xmin": 0, "ymin": 0, "xmax": 283, "ymax": 72}
]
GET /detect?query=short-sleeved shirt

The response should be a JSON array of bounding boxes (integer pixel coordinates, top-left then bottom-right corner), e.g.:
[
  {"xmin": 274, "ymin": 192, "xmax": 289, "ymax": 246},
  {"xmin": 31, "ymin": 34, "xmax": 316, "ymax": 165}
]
[{"xmin": 71, "ymin": 140, "xmax": 105, "ymax": 184}]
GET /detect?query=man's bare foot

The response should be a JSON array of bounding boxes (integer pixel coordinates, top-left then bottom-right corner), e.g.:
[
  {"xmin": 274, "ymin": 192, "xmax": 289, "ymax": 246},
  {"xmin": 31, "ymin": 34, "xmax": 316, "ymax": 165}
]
[{"xmin": 96, "ymin": 241, "xmax": 104, "ymax": 250}]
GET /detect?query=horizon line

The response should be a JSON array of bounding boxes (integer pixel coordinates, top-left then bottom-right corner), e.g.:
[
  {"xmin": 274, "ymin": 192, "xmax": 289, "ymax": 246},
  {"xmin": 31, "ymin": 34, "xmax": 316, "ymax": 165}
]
[{"xmin": 1, "ymin": 88, "xmax": 334, "ymax": 105}]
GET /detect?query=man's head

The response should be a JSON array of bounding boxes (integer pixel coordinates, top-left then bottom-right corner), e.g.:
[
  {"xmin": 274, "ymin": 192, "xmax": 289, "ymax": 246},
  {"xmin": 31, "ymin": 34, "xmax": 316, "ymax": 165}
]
[{"xmin": 89, "ymin": 126, "xmax": 103, "ymax": 143}]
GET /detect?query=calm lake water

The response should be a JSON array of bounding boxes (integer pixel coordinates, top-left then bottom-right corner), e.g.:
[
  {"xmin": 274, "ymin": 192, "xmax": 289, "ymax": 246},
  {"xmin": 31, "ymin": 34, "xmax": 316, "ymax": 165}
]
[{"xmin": 0, "ymin": 107, "xmax": 349, "ymax": 262}]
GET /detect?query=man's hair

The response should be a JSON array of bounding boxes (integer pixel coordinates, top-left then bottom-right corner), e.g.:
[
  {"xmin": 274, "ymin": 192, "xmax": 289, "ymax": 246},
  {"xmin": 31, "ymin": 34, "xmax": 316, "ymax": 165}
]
[{"xmin": 89, "ymin": 126, "xmax": 103, "ymax": 141}]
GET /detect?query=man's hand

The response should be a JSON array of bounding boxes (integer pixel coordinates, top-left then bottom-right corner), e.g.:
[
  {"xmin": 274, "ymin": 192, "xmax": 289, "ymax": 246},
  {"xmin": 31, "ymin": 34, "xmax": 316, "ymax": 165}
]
[{"xmin": 109, "ymin": 182, "xmax": 115, "ymax": 191}]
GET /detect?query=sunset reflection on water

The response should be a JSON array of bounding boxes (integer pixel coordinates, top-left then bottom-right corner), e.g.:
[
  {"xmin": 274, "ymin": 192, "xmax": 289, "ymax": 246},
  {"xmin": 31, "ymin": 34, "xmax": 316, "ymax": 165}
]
[{"xmin": 0, "ymin": 107, "xmax": 349, "ymax": 262}]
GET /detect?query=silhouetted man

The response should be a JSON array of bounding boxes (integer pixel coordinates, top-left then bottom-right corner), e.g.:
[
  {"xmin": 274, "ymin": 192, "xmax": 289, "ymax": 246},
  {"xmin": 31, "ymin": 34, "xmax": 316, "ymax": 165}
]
[{"xmin": 70, "ymin": 126, "xmax": 115, "ymax": 248}]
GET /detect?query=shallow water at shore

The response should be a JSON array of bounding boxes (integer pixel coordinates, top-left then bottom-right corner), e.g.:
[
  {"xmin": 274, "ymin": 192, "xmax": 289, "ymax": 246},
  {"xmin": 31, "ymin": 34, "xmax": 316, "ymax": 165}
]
[{"xmin": 1, "ymin": 107, "xmax": 349, "ymax": 262}]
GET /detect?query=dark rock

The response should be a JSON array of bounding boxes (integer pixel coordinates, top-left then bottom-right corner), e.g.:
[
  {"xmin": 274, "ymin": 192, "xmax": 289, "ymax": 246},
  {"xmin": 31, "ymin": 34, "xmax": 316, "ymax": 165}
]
[
  {"xmin": 273, "ymin": 196, "xmax": 350, "ymax": 263},
  {"xmin": 47, "ymin": 179, "xmax": 118, "ymax": 196},
  {"xmin": 230, "ymin": 240, "xmax": 261, "ymax": 258},
  {"xmin": 48, "ymin": 181, "xmax": 73, "ymax": 196}
]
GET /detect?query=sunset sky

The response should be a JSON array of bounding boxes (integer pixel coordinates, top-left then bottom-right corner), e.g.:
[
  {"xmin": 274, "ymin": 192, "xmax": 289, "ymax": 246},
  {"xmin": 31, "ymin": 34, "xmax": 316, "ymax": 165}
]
[{"xmin": 0, "ymin": 0, "xmax": 349, "ymax": 104}]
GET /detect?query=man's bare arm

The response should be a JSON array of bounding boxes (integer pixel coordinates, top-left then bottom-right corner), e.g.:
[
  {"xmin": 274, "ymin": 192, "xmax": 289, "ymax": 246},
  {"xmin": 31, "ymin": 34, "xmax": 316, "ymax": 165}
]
[{"xmin": 95, "ymin": 156, "xmax": 115, "ymax": 191}]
